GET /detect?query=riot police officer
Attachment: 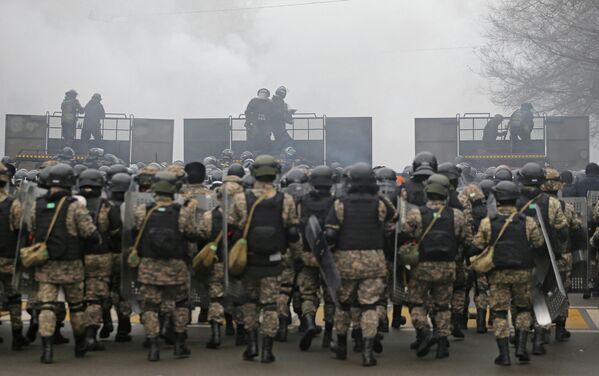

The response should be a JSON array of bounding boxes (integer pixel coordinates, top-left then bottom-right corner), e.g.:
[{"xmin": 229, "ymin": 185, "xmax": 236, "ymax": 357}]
[
  {"xmin": 402, "ymin": 152, "xmax": 437, "ymax": 206},
  {"xmin": 60, "ymin": 90, "xmax": 84, "ymax": 148}
]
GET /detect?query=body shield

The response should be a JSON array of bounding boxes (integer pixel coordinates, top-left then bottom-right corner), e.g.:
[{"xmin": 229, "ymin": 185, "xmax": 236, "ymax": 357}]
[{"xmin": 304, "ymin": 215, "xmax": 340, "ymax": 306}]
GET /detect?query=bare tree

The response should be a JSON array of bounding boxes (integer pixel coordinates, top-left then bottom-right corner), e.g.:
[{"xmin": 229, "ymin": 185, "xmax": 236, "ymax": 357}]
[{"xmin": 480, "ymin": 0, "xmax": 599, "ymax": 136}]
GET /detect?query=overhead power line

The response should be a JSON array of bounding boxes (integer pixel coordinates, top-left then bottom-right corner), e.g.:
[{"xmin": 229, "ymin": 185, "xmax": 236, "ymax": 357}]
[{"xmin": 145, "ymin": 0, "xmax": 350, "ymax": 16}]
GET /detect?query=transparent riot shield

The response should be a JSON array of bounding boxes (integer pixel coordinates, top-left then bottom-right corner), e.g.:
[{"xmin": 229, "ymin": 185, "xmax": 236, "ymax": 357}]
[
  {"xmin": 587, "ymin": 191, "xmax": 599, "ymax": 295},
  {"xmin": 12, "ymin": 182, "xmax": 47, "ymax": 295},
  {"xmin": 561, "ymin": 197, "xmax": 589, "ymax": 293},
  {"xmin": 283, "ymin": 183, "xmax": 311, "ymax": 203}
]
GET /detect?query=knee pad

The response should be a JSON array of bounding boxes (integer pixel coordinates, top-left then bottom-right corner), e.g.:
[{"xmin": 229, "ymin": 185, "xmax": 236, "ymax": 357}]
[
  {"xmin": 262, "ymin": 303, "xmax": 277, "ymax": 312},
  {"xmin": 145, "ymin": 302, "xmax": 161, "ymax": 313},
  {"xmin": 69, "ymin": 302, "xmax": 86, "ymax": 313},
  {"xmin": 493, "ymin": 310, "xmax": 508, "ymax": 320},
  {"xmin": 361, "ymin": 303, "xmax": 377, "ymax": 312},
  {"xmin": 86, "ymin": 299, "xmax": 102, "ymax": 306},
  {"xmin": 41, "ymin": 303, "xmax": 57, "ymax": 313},
  {"xmin": 175, "ymin": 299, "xmax": 189, "ymax": 309},
  {"xmin": 211, "ymin": 297, "xmax": 224, "ymax": 305},
  {"xmin": 434, "ymin": 304, "xmax": 450, "ymax": 313}
]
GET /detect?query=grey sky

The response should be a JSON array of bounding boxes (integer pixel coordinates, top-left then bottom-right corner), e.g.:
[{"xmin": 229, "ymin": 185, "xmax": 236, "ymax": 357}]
[{"xmin": 0, "ymin": 0, "xmax": 501, "ymax": 169}]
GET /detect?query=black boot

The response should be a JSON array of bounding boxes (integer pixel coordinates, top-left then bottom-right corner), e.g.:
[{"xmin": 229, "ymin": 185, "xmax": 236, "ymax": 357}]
[
  {"xmin": 243, "ymin": 329, "xmax": 259, "ymax": 360},
  {"xmin": 53, "ymin": 321, "xmax": 70, "ymax": 345},
  {"xmin": 410, "ymin": 328, "xmax": 424, "ymax": 350},
  {"xmin": 235, "ymin": 324, "xmax": 247, "ymax": 346},
  {"xmin": 494, "ymin": 338, "xmax": 511, "ymax": 366},
  {"xmin": 115, "ymin": 315, "xmax": 132, "ymax": 342},
  {"xmin": 532, "ymin": 327, "xmax": 546, "ymax": 355},
  {"xmin": 198, "ymin": 308, "xmax": 208, "ymax": 323},
  {"xmin": 12, "ymin": 328, "xmax": 30, "ymax": 351},
  {"xmin": 373, "ymin": 333, "xmax": 383, "ymax": 354},
  {"xmin": 274, "ymin": 316, "xmax": 288, "ymax": 342},
  {"xmin": 225, "ymin": 313, "xmax": 235, "ymax": 336},
  {"xmin": 299, "ymin": 313, "xmax": 318, "ymax": 351},
  {"xmin": 298, "ymin": 316, "xmax": 307, "ymax": 333},
  {"xmin": 451, "ymin": 313, "xmax": 465, "ymax": 339},
  {"xmin": 391, "ymin": 304, "xmax": 406, "ymax": 329},
  {"xmin": 174, "ymin": 332, "xmax": 191, "ymax": 358},
  {"xmin": 147, "ymin": 337, "xmax": 160, "ymax": 362},
  {"xmin": 99, "ymin": 308, "xmax": 114, "ymax": 339},
  {"xmin": 336, "ymin": 334, "xmax": 347, "ymax": 360},
  {"xmin": 74, "ymin": 333, "xmax": 87, "ymax": 358},
  {"xmin": 416, "ymin": 329, "xmax": 437, "ymax": 358},
  {"xmin": 362, "ymin": 337, "xmax": 377, "ymax": 367},
  {"xmin": 379, "ymin": 314, "xmax": 389, "ymax": 333},
  {"xmin": 85, "ymin": 325, "xmax": 105, "ymax": 351},
  {"xmin": 476, "ymin": 309, "xmax": 488, "ymax": 334},
  {"xmin": 40, "ymin": 336, "xmax": 53, "ymax": 364},
  {"xmin": 515, "ymin": 330, "xmax": 530, "ymax": 362},
  {"xmin": 352, "ymin": 328, "xmax": 363, "ymax": 352},
  {"xmin": 206, "ymin": 321, "xmax": 221, "ymax": 349},
  {"xmin": 510, "ymin": 330, "xmax": 518, "ymax": 347},
  {"xmin": 160, "ymin": 314, "xmax": 175, "ymax": 346},
  {"xmin": 436, "ymin": 336, "xmax": 450, "ymax": 359},
  {"xmin": 555, "ymin": 318, "xmax": 571, "ymax": 342},
  {"xmin": 26, "ymin": 309, "xmax": 39, "ymax": 343},
  {"xmin": 322, "ymin": 321, "xmax": 333, "ymax": 348},
  {"xmin": 488, "ymin": 310, "xmax": 494, "ymax": 327},
  {"xmin": 261, "ymin": 336, "xmax": 275, "ymax": 363}
]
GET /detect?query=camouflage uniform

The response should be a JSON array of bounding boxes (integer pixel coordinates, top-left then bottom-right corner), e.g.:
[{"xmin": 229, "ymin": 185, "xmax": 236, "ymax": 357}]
[
  {"xmin": 471, "ymin": 205, "xmax": 544, "ymax": 339},
  {"xmin": 135, "ymin": 195, "xmax": 199, "ymax": 339},
  {"xmin": 402, "ymin": 200, "xmax": 472, "ymax": 338},
  {"xmin": 227, "ymin": 181, "xmax": 298, "ymax": 338}
]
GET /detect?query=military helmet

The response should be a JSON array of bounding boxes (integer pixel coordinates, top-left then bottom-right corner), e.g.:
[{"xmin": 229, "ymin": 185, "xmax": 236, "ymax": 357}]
[
  {"xmin": 424, "ymin": 174, "xmax": 451, "ymax": 198},
  {"xmin": 107, "ymin": 164, "xmax": 129, "ymax": 181},
  {"xmin": 99, "ymin": 165, "xmax": 110, "ymax": 174},
  {"xmin": 103, "ymin": 154, "xmax": 119, "ymax": 166},
  {"xmin": 14, "ymin": 168, "xmax": 28, "ymax": 182},
  {"xmin": 60, "ymin": 146, "xmax": 75, "ymax": 159},
  {"xmin": 282, "ymin": 168, "xmax": 308, "ymax": 187},
  {"xmin": 284, "ymin": 147, "xmax": 297, "ymax": 158},
  {"xmin": 541, "ymin": 167, "xmax": 562, "ymax": 192},
  {"xmin": 479, "ymin": 179, "xmax": 495, "ymax": 199},
  {"xmin": 493, "ymin": 181, "xmax": 520, "ymax": 202},
  {"xmin": 73, "ymin": 164, "xmax": 87, "ymax": 177},
  {"xmin": 309, "ymin": 165, "xmax": 334, "ymax": 188},
  {"xmin": 48, "ymin": 163, "xmax": 75, "ymax": 188},
  {"xmin": 241, "ymin": 174, "xmax": 255, "ymax": 189},
  {"xmin": 78, "ymin": 169, "xmax": 105, "ymax": 188},
  {"xmin": 65, "ymin": 89, "xmax": 78, "ymax": 97},
  {"xmin": 109, "ymin": 173, "xmax": 131, "ymax": 193},
  {"xmin": 412, "ymin": 151, "xmax": 438, "ymax": 177},
  {"xmin": 437, "ymin": 162, "xmax": 461, "ymax": 181},
  {"xmin": 37, "ymin": 169, "xmax": 50, "ymax": 189},
  {"xmin": 203, "ymin": 156, "xmax": 218, "ymax": 167},
  {"xmin": 375, "ymin": 167, "xmax": 396, "ymax": 182},
  {"xmin": 208, "ymin": 169, "xmax": 223, "ymax": 183},
  {"xmin": 243, "ymin": 158, "xmax": 255, "ymax": 169},
  {"xmin": 240, "ymin": 151, "xmax": 254, "ymax": 162},
  {"xmin": 88, "ymin": 147, "xmax": 104, "ymax": 158},
  {"xmin": 518, "ymin": 162, "xmax": 544, "ymax": 186},
  {"xmin": 152, "ymin": 171, "xmax": 180, "ymax": 195},
  {"xmin": 92, "ymin": 93, "xmax": 102, "ymax": 100},
  {"xmin": 484, "ymin": 167, "xmax": 496, "ymax": 179},
  {"xmin": 347, "ymin": 163, "xmax": 376, "ymax": 190},
  {"xmin": 26, "ymin": 169, "xmax": 39, "ymax": 182},
  {"xmin": 185, "ymin": 161, "xmax": 206, "ymax": 183},
  {"xmin": 251, "ymin": 155, "xmax": 280, "ymax": 179},
  {"xmin": 0, "ymin": 163, "xmax": 9, "ymax": 183},
  {"xmin": 227, "ymin": 163, "xmax": 245, "ymax": 178},
  {"xmin": 221, "ymin": 149, "xmax": 234, "ymax": 160},
  {"xmin": 494, "ymin": 167, "xmax": 513, "ymax": 182}
]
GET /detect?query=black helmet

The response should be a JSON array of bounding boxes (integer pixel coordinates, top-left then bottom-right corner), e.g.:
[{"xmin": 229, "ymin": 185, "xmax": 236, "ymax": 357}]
[
  {"xmin": 26, "ymin": 169, "xmax": 39, "ymax": 182},
  {"xmin": 375, "ymin": 167, "xmax": 396, "ymax": 182},
  {"xmin": 484, "ymin": 167, "xmax": 496, "ymax": 179},
  {"xmin": 493, "ymin": 181, "xmax": 520, "ymax": 203},
  {"xmin": 103, "ymin": 153, "xmax": 119, "ymax": 166},
  {"xmin": 77, "ymin": 169, "xmax": 105, "ymax": 188},
  {"xmin": 518, "ymin": 162, "xmax": 544, "ymax": 186},
  {"xmin": 185, "ymin": 161, "xmax": 206, "ymax": 184},
  {"xmin": 479, "ymin": 179, "xmax": 495, "ymax": 199},
  {"xmin": 152, "ymin": 171, "xmax": 180, "ymax": 195},
  {"xmin": 37, "ymin": 169, "xmax": 50, "ymax": 189},
  {"xmin": 494, "ymin": 167, "xmax": 513, "ymax": 182},
  {"xmin": 221, "ymin": 149, "xmax": 234, "ymax": 160},
  {"xmin": 227, "ymin": 163, "xmax": 245, "ymax": 178},
  {"xmin": 208, "ymin": 169, "xmax": 223, "ymax": 183},
  {"xmin": 241, "ymin": 174, "xmax": 255, "ymax": 189},
  {"xmin": 107, "ymin": 164, "xmax": 129, "ymax": 181},
  {"xmin": 282, "ymin": 168, "xmax": 308, "ymax": 186},
  {"xmin": 48, "ymin": 163, "xmax": 75, "ymax": 188},
  {"xmin": 309, "ymin": 165, "xmax": 334, "ymax": 188},
  {"xmin": 412, "ymin": 151, "xmax": 438, "ymax": 177},
  {"xmin": 98, "ymin": 165, "xmax": 110, "ymax": 173},
  {"xmin": 347, "ymin": 163, "xmax": 376, "ymax": 192},
  {"xmin": 424, "ymin": 174, "xmax": 451, "ymax": 198},
  {"xmin": 240, "ymin": 151, "xmax": 254, "ymax": 161},
  {"xmin": 437, "ymin": 162, "xmax": 461, "ymax": 181},
  {"xmin": 109, "ymin": 173, "xmax": 131, "ymax": 193},
  {"xmin": 73, "ymin": 164, "xmax": 87, "ymax": 177},
  {"xmin": 251, "ymin": 155, "xmax": 280, "ymax": 180}
]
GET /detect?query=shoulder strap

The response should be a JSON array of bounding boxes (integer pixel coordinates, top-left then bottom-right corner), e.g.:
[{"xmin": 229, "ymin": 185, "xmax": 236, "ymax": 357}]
[
  {"xmin": 242, "ymin": 194, "xmax": 268, "ymax": 239},
  {"xmin": 491, "ymin": 211, "xmax": 518, "ymax": 248},
  {"xmin": 417, "ymin": 205, "xmax": 446, "ymax": 246},
  {"xmin": 43, "ymin": 196, "xmax": 68, "ymax": 243},
  {"xmin": 132, "ymin": 203, "xmax": 167, "ymax": 250},
  {"xmin": 518, "ymin": 194, "xmax": 540, "ymax": 215}
]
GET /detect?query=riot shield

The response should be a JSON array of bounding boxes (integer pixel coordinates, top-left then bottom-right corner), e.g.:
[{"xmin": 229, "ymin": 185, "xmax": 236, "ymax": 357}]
[
  {"xmin": 561, "ymin": 197, "xmax": 589, "ymax": 293},
  {"xmin": 486, "ymin": 192, "xmax": 497, "ymax": 219},
  {"xmin": 304, "ymin": 215, "xmax": 340, "ymax": 306},
  {"xmin": 283, "ymin": 183, "xmax": 311, "ymax": 202},
  {"xmin": 532, "ymin": 205, "xmax": 569, "ymax": 326},
  {"xmin": 392, "ymin": 196, "xmax": 415, "ymax": 304},
  {"xmin": 586, "ymin": 191, "xmax": 599, "ymax": 295},
  {"xmin": 120, "ymin": 191, "xmax": 154, "ymax": 311},
  {"xmin": 12, "ymin": 182, "xmax": 47, "ymax": 295},
  {"xmin": 377, "ymin": 181, "xmax": 397, "ymax": 202}
]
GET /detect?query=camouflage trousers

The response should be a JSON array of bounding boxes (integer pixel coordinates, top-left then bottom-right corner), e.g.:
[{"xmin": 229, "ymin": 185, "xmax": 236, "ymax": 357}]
[
  {"xmin": 84, "ymin": 254, "xmax": 113, "ymax": 327},
  {"xmin": 451, "ymin": 261, "xmax": 467, "ymax": 314},
  {"xmin": 0, "ymin": 271, "xmax": 23, "ymax": 330},
  {"xmin": 110, "ymin": 254, "xmax": 131, "ymax": 317},
  {"xmin": 208, "ymin": 262, "xmax": 225, "ymax": 324},
  {"xmin": 335, "ymin": 278, "xmax": 384, "ymax": 339},
  {"xmin": 140, "ymin": 283, "xmax": 189, "ymax": 338},
  {"xmin": 488, "ymin": 269, "xmax": 533, "ymax": 339},
  {"xmin": 38, "ymin": 282, "xmax": 86, "ymax": 337},
  {"xmin": 241, "ymin": 275, "xmax": 280, "ymax": 338},
  {"xmin": 297, "ymin": 266, "xmax": 335, "ymax": 322},
  {"xmin": 465, "ymin": 270, "xmax": 489, "ymax": 310},
  {"xmin": 408, "ymin": 262, "xmax": 455, "ymax": 337},
  {"xmin": 276, "ymin": 253, "xmax": 295, "ymax": 318}
]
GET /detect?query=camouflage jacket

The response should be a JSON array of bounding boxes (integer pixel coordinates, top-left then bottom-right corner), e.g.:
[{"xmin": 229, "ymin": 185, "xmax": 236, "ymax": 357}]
[
  {"xmin": 458, "ymin": 184, "xmax": 485, "ymax": 229},
  {"xmin": 0, "ymin": 190, "xmax": 21, "ymax": 272}
]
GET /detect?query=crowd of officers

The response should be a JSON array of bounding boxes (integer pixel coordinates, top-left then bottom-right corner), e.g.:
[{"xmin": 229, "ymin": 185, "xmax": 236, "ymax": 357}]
[{"xmin": 0, "ymin": 150, "xmax": 595, "ymax": 368}]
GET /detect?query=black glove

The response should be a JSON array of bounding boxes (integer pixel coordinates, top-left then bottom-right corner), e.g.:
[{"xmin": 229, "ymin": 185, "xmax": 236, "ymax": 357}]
[
  {"xmin": 324, "ymin": 228, "xmax": 338, "ymax": 246},
  {"xmin": 287, "ymin": 225, "xmax": 300, "ymax": 243}
]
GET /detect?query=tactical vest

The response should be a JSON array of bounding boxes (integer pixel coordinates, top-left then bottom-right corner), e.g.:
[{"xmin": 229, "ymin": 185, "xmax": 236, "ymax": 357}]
[
  {"xmin": 337, "ymin": 193, "xmax": 384, "ymax": 250},
  {"xmin": 448, "ymin": 190, "xmax": 464, "ymax": 210},
  {"xmin": 490, "ymin": 213, "xmax": 533, "ymax": 269},
  {"xmin": 0, "ymin": 197, "xmax": 18, "ymax": 258},
  {"xmin": 517, "ymin": 193, "xmax": 559, "ymax": 255},
  {"xmin": 418, "ymin": 206, "xmax": 457, "ymax": 262},
  {"xmin": 471, "ymin": 199, "xmax": 487, "ymax": 233},
  {"xmin": 35, "ymin": 196, "xmax": 81, "ymax": 260},
  {"xmin": 210, "ymin": 208, "xmax": 225, "ymax": 261},
  {"xmin": 139, "ymin": 203, "xmax": 186, "ymax": 260},
  {"xmin": 84, "ymin": 197, "xmax": 110, "ymax": 255},
  {"xmin": 246, "ymin": 191, "xmax": 287, "ymax": 267},
  {"xmin": 404, "ymin": 179, "xmax": 426, "ymax": 206},
  {"xmin": 300, "ymin": 192, "xmax": 334, "ymax": 250}
]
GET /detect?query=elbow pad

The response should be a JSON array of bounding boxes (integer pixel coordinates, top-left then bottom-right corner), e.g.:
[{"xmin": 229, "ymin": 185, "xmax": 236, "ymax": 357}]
[{"xmin": 287, "ymin": 225, "xmax": 300, "ymax": 243}]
